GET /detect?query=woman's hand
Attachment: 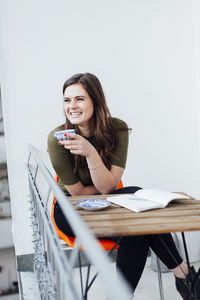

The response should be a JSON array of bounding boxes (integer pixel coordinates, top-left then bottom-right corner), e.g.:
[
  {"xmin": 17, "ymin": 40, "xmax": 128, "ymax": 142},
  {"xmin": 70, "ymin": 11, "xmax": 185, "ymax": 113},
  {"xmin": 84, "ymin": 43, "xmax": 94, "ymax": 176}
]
[
  {"xmin": 59, "ymin": 133, "xmax": 124, "ymax": 195},
  {"xmin": 58, "ymin": 132, "xmax": 124, "ymax": 194},
  {"xmin": 58, "ymin": 132, "xmax": 93, "ymax": 157}
]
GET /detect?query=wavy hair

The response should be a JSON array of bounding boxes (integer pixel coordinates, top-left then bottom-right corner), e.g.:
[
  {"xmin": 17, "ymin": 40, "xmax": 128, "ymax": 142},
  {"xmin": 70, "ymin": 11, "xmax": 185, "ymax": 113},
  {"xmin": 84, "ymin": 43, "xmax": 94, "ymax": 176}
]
[{"xmin": 62, "ymin": 73, "xmax": 127, "ymax": 172}]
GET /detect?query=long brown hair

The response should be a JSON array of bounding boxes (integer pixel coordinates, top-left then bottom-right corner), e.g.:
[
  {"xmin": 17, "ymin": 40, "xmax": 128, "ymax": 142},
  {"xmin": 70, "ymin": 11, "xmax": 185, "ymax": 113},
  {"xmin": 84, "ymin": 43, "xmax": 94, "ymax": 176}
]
[{"xmin": 62, "ymin": 73, "xmax": 128, "ymax": 172}]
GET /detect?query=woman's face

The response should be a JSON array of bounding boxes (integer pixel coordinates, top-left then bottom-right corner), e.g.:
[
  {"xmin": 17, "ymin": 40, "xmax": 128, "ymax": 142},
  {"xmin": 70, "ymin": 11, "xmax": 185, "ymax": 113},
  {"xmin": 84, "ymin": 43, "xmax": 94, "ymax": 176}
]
[{"xmin": 63, "ymin": 83, "xmax": 94, "ymax": 131}]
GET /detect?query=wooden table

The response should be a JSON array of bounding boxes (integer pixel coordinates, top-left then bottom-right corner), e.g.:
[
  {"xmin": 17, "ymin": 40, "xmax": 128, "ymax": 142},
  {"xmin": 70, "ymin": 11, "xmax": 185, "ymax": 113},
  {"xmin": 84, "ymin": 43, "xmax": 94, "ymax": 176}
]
[{"xmin": 69, "ymin": 194, "xmax": 200, "ymax": 237}]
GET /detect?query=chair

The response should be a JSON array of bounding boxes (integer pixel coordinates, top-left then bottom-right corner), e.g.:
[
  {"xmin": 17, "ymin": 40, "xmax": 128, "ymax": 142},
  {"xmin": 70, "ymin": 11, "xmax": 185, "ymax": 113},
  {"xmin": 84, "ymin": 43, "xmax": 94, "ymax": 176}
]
[{"xmin": 51, "ymin": 174, "xmax": 122, "ymax": 250}]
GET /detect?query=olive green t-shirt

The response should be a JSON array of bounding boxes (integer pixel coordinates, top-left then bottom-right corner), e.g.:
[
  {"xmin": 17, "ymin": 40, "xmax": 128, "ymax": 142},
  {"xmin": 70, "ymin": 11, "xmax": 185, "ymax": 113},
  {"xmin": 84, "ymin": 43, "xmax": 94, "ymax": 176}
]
[{"xmin": 47, "ymin": 118, "xmax": 129, "ymax": 194}]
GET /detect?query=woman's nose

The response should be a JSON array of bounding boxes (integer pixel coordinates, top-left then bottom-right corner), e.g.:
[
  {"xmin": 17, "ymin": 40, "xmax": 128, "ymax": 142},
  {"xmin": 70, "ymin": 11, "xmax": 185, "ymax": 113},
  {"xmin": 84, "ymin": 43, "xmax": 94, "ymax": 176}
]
[{"xmin": 70, "ymin": 99, "xmax": 77, "ymax": 108}]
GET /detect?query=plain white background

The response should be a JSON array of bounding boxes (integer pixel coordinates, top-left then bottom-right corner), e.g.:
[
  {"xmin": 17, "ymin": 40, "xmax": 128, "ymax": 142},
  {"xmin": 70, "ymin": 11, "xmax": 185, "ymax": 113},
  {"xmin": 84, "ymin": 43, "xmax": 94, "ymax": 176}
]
[{"xmin": 0, "ymin": 0, "xmax": 200, "ymax": 258}]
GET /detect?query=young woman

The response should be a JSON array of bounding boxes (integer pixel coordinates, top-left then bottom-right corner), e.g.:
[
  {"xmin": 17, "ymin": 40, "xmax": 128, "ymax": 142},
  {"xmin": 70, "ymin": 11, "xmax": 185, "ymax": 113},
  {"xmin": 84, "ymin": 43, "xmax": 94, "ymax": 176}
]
[{"xmin": 48, "ymin": 73, "xmax": 198, "ymax": 299}]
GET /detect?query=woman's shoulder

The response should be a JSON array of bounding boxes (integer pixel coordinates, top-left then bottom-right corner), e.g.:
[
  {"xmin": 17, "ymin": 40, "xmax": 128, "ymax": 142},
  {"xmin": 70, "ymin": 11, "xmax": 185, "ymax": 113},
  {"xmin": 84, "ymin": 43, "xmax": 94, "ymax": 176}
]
[{"xmin": 110, "ymin": 117, "xmax": 128, "ymax": 129}]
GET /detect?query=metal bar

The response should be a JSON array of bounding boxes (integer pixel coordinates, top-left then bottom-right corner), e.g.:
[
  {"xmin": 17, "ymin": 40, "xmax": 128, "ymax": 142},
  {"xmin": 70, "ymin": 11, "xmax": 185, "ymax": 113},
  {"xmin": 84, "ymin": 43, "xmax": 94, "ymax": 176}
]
[
  {"xmin": 181, "ymin": 232, "xmax": 193, "ymax": 280},
  {"xmin": 27, "ymin": 145, "xmax": 132, "ymax": 300},
  {"xmin": 34, "ymin": 164, "xmax": 38, "ymax": 181},
  {"xmin": 84, "ymin": 264, "xmax": 91, "ymax": 299},
  {"xmin": 28, "ymin": 164, "xmax": 81, "ymax": 300},
  {"xmin": 156, "ymin": 256, "xmax": 164, "ymax": 300},
  {"xmin": 108, "ymin": 236, "xmax": 123, "ymax": 255},
  {"xmin": 85, "ymin": 236, "xmax": 124, "ymax": 294},
  {"xmin": 45, "ymin": 186, "xmax": 51, "ymax": 211},
  {"xmin": 180, "ymin": 232, "xmax": 198, "ymax": 300},
  {"xmin": 78, "ymin": 251, "xmax": 84, "ymax": 297}
]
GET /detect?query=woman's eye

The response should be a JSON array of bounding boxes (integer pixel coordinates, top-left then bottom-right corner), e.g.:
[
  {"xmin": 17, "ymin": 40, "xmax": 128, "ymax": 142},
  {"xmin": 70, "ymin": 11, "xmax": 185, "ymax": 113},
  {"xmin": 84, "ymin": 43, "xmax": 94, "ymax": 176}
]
[
  {"xmin": 64, "ymin": 99, "xmax": 70, "ymax": 103},
  {"xmin": 77, "ymin": 98, "xmax": 84, "ymax": 101}
]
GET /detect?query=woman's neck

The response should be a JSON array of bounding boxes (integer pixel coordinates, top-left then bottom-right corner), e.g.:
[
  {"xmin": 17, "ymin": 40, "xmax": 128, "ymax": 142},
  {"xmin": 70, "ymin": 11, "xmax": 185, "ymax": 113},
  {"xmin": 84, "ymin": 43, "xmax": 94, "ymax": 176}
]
[
  {"xmin": 78, "ymin": 125, "xmax": 91, "ymax": 137},
  {"xmin": 78, "ymin": 120, "xmax": 94, "ymax": 137}
]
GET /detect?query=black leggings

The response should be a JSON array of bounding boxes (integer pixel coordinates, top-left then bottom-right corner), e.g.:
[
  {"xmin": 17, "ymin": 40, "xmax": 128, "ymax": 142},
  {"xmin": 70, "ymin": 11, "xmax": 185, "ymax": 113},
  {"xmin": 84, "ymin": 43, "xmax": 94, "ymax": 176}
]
[{"xmin": 54, "ymin": 187, "xmax": 183, "ymax": 292}]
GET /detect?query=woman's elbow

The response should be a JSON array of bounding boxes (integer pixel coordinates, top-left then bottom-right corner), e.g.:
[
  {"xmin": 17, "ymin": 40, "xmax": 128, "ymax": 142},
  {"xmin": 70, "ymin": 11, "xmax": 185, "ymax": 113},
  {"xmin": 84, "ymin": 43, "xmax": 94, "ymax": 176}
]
[{"xmin": 99, "ymin": 184, "xmax": 116, "ymax": 195}]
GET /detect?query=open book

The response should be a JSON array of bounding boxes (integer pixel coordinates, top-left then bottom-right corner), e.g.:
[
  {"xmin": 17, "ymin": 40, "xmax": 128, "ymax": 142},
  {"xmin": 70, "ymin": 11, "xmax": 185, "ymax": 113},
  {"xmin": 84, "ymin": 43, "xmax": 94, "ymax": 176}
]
[{"xmin": 107, "ymin": 189, "xmax": 190, "ymax": 212}]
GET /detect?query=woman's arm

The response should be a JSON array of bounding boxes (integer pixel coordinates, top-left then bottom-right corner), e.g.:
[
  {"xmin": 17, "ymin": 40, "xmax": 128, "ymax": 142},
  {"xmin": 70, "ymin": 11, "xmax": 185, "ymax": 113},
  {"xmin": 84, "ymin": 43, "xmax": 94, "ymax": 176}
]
[
  {"xmin": 64, "ymin": 182, "xmax": 99, "ymax": 196},
  {"xmin": 59, "ymin": 132, "xmax": 124, "ymax": 194},
  {"xmin": 86, "ymin": 146, "xmax": 124, "ymax": 194}
]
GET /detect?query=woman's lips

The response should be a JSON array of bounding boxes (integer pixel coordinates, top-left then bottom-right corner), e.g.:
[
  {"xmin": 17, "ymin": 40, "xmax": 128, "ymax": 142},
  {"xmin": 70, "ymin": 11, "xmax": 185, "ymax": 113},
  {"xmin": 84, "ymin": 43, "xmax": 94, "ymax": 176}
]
[{"xmin": 70, "ymin": 112, "xmax": 82, "ymax": 117}]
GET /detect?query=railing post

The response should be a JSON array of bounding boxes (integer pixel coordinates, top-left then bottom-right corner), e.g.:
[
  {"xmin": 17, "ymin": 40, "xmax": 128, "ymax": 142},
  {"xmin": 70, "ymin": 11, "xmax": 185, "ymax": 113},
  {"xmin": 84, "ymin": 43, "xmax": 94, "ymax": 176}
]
[{"xmin": 27, "ymin": 145, "xmax": 132, "ymax": 300}]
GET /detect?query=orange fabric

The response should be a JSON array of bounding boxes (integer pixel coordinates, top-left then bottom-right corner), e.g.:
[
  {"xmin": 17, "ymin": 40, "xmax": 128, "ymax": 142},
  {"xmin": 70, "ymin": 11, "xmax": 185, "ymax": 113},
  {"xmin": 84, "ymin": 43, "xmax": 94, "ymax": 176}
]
[
  {"xmin": 55, "ymin": 173, "xmax": 59, "ymax": 183},
  {"xmin": 51, "ymin": 195, "xmax": 76, "ymax": 247},
  {"xmin": 52, "ymin": 175, "xmax": 123, "ymax": 250},
  {"xmin": 116, "ymin": 179, "xmax": 123, "ymax": 190}
]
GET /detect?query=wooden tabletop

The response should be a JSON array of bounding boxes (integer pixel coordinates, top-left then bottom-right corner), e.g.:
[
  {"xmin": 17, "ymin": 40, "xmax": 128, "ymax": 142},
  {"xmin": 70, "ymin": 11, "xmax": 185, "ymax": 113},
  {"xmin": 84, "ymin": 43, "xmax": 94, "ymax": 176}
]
[{"xmin": 68, "ymin": 194, "xmax": 200, "ymax": 237}]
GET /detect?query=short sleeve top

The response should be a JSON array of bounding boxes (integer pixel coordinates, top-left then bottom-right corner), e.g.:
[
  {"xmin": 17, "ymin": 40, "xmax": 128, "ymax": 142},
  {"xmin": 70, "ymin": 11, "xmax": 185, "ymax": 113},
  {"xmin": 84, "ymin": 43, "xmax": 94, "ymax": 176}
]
[{"xmin": 47, "ymin": 117, "xmax": 129, "ymax": 194}]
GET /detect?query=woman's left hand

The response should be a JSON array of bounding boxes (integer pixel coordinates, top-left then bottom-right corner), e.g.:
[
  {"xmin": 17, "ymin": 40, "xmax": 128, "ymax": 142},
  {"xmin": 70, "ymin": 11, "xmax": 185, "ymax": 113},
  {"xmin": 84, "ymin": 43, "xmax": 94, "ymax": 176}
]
[{"xmin": 58, "ymin": 133, "xmax": 93, "ymax": 157}]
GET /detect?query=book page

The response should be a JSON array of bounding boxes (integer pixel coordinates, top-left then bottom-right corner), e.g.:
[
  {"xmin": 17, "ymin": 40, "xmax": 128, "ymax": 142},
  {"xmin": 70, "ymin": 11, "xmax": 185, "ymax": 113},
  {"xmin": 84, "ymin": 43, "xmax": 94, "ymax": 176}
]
[
  {"xmin": 134, "ymin": 189, "xmax": 189, "ymax": 206},
  {"xmin": 108, "ymin": 195, "xmax": 163, "ymax": 212}
]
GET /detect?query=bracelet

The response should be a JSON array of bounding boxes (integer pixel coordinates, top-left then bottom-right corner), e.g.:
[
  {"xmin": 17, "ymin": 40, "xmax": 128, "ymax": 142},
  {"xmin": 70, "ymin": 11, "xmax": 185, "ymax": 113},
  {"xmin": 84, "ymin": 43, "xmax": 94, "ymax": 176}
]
[{"xmin": 88, "ymin": 160, "xmax": 102, "ymax": 171}]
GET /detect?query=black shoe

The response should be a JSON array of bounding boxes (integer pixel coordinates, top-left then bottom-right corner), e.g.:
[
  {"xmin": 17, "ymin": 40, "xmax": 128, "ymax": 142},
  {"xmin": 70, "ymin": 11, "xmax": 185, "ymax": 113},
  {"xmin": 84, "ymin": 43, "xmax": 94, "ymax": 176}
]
[{"xmin": 175, "ymin": 266, "xmax": 200, "ymax": 300}]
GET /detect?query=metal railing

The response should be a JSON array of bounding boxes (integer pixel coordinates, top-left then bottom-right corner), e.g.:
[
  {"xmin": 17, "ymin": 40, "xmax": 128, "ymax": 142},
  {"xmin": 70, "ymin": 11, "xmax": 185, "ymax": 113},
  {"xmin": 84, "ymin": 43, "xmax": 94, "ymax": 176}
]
[{"xmin": 27, "ymin": 145, "xmax": 132, "ymax": 300}]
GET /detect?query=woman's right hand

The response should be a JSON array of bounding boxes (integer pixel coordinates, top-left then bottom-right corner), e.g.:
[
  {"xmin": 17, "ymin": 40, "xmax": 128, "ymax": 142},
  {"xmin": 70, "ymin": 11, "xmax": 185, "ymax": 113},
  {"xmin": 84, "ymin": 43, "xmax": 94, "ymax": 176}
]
[
  {"xmin": 58, "ymin": 132, "xmax": 95, "ymax": 157},
  {"xmin": 59, "ymin": 133, "xmax": 124, "ymax": 195}
]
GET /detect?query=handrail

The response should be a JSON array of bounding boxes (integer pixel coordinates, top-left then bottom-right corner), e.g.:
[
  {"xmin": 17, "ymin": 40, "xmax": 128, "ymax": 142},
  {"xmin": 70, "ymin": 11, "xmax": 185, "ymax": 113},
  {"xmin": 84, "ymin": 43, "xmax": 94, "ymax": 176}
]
[{"xmin": 27, "ymin": 145, "xmax": 132, "ymax": 299}]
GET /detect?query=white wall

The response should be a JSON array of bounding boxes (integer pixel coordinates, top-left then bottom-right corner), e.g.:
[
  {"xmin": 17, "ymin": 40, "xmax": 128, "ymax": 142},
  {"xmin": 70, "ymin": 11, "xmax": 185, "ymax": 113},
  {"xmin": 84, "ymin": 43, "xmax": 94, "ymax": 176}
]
[
  {"xmin": 193, "ymin": 0, "xmax": 200, "ymax": 161},
  {"xmin": 0, "ymin": 247, "xmax": 17, "ymax": 290},
  {"xmin": 0, "ymin": 0, "xmax": 200, "ymax": 257}
]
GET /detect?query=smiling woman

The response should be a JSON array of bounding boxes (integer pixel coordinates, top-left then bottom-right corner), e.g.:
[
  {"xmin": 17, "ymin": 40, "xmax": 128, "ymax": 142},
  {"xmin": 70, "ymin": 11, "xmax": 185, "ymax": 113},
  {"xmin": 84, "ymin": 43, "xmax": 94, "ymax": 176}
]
[
  {"xmin": 63, "ymin": 84, "xmax": 94, "ymax": 135},
  {"xmin": 47, "ymin": 73, "xmax": 197, "ymax": 299},
  {"xmin": 48, "ymin": 73, "xmax": 129, "ymax": 197}
]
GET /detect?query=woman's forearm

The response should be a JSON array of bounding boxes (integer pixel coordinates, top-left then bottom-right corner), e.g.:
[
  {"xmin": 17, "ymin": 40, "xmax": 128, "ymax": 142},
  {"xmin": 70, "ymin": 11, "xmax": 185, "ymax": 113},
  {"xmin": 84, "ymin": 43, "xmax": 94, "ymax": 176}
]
[
  {"xmin": 59, "ymin": 133, "xmax": 122, "ymax": 194},
  {"xmin": 89, "ymin": 166, "xmax": 117, "ymax": 194},
  {"xmin": 86, "ymin": 147, "xmax": 118, "ymax": 194},
  {"xmin": 75, "ymin": 185, "xmax": 100, "ymax": 196},
  {"xmin": 65, "ymin": 182, "xmax": 100, "ymax": 196}
]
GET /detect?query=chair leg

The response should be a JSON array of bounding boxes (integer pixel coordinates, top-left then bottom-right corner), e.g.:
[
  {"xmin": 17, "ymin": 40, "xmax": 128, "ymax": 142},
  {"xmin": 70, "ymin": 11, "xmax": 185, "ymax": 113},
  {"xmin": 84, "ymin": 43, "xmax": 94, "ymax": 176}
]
[{"xmin": 156, "ymin": 256, "xmax": 165, "ymax": 300}]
